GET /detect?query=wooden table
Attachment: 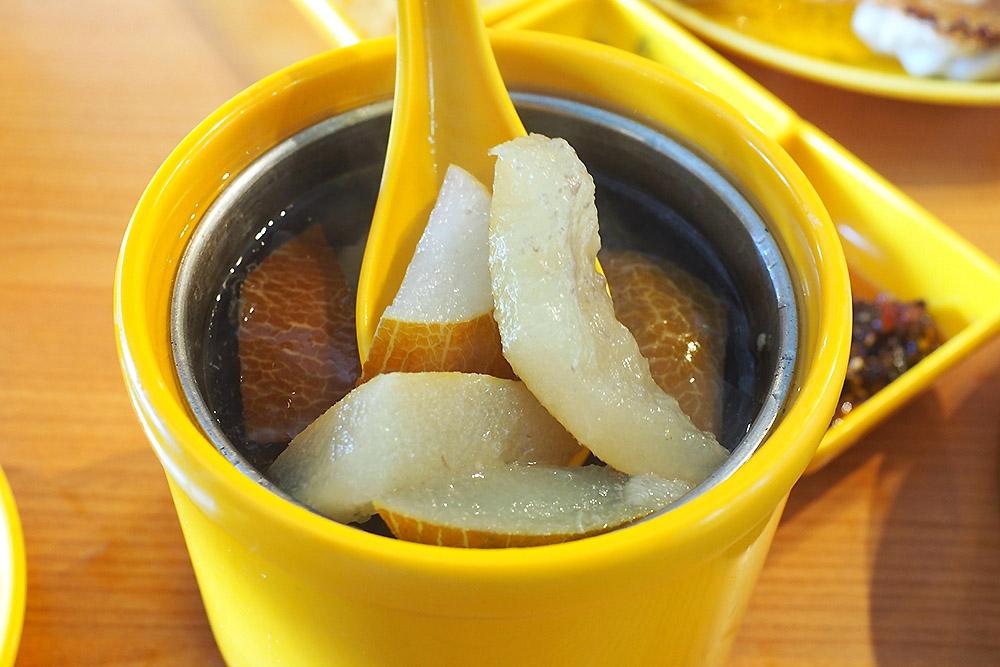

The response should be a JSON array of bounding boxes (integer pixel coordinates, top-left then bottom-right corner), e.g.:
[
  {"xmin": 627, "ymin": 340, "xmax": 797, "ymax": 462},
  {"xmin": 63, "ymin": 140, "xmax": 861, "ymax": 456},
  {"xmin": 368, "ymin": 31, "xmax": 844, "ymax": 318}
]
[{"xmin": 1, "ymin": 1, "xmax": 998, "ymax": 664}]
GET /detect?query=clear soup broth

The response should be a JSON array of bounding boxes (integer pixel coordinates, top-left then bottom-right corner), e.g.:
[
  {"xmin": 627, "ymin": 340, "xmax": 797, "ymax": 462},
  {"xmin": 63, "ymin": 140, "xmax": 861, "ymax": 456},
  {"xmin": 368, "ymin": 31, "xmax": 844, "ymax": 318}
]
[{"xmin": 172, "ymin": 95, "xmax": 797, "ymax": 534}]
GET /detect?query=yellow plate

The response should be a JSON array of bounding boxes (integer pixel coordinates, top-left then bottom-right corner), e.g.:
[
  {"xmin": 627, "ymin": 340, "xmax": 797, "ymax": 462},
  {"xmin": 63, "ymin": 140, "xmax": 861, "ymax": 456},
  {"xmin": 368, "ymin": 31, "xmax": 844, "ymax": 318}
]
[
  {"xmin": 0, "ymin": 464, "xmax": 24, "ymax": 667},
  {"xmin": 291, "ymin": 0, "xmax": 1000, "ymax": 467},
  {"xmin": 649, "ymin": 0, "xmax": 1000, "ymax": 105},
  {"xmin": 497, "ymin": 0, "xmax": 1000, "ymax": 469}
]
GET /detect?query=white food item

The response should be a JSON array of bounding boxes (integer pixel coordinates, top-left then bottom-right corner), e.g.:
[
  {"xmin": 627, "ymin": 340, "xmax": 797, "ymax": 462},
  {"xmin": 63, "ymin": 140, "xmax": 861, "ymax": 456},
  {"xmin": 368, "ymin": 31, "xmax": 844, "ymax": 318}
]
[
  {"xmin": 384, "ymin": 164, "xmax": 492, "ymax": 322},
  {"xmin": 852, "ymin": 1, "xmax": 1000, "ymax": 80},
  {"xmin": 374, "ymin": 464, "xmax": 691, "ymax": 544},
  {"xmin": 487, "ymin": 134, "xmax": 729, "ymax": 486},
  {"xmin": 268, "ymin": 372, "xmax": 582, "ymax": 524},
  {"xmin": 624, "ymin": 473, "xmax": 692, "ymax": 511}
]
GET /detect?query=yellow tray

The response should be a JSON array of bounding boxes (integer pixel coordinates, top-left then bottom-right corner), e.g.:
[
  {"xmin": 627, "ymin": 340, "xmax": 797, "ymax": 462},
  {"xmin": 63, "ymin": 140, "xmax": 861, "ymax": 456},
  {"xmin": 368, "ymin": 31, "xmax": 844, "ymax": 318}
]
[
  {"xmin": 0, "ymin": 464, "xmax": 24, "ymax": 667},
  {"xmin": 294, "ymin": 0, "xmax": 1000, "ymax": 471},
  {"xmin": 504, "ymin": 0, "xmax": 1000, "ymax": 470}
]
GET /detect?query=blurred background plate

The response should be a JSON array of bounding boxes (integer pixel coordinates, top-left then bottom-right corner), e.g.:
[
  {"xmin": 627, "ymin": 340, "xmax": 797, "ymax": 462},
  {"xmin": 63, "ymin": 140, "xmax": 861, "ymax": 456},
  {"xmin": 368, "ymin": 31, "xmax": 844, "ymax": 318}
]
[
  {"xmin": 0, "ymin": 464, "xmax": 25, "ymax": 667},
  {"xmin": 650, "ymin": 0, "xmax": 1000, "ymax": 105}
]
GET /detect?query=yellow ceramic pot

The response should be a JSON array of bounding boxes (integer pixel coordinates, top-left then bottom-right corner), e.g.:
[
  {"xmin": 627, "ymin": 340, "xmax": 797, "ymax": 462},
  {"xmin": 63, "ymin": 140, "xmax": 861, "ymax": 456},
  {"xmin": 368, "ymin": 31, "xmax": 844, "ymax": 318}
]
[{"xmin": 114, "ymin": 31, "xmax": 850, "ymax": 666}]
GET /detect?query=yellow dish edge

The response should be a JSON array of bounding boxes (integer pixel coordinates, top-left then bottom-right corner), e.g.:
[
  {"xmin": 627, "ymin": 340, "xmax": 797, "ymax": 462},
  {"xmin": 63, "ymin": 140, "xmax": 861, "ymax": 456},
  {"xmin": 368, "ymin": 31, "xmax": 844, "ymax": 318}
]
[{"xmin": 0, "ymin": 464, "xmax": 25, "ymax": 667}]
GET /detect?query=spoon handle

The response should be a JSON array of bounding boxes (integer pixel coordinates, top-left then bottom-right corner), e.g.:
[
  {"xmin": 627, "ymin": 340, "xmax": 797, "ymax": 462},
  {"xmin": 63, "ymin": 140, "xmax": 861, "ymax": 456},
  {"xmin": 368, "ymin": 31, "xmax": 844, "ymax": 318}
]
[
  {"xmin": 397, "ymin": 0, "xmax": 525, "ymax": 185},
  {"xmin": 356, "ymin": 0, "xmax": 524, "ymax": 359}
]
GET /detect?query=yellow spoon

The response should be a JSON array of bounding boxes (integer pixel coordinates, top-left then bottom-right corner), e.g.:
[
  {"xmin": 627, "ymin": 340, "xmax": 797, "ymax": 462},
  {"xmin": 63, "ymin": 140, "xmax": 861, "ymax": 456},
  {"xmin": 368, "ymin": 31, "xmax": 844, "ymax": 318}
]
[{"xmin": 354, "ymin": 0, "xmax": 525, "ymax": 361}]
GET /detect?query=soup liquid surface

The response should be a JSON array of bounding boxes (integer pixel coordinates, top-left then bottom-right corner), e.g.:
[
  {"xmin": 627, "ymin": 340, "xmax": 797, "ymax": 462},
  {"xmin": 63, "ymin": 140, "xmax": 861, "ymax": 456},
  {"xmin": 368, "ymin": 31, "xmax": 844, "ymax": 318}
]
[{"xmin": 200, "ymin": 164, "xmax": 759, "ymax": 530}]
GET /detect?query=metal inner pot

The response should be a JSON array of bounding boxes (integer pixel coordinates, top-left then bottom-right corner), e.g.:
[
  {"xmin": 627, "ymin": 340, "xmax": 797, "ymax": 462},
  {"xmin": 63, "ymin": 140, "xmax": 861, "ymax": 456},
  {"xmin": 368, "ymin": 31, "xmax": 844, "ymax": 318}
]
[{"xmin": 172, "ymin": 93, "xmax": 798, "ymax": 522}]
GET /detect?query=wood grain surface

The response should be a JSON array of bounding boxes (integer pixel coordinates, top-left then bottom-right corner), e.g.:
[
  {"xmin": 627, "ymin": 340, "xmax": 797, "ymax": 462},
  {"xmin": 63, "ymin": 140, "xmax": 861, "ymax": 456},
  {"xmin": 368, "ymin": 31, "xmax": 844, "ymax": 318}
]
[{"xmin": 0, "ymin": 1, "xmax": 998, "ymax": 665}]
